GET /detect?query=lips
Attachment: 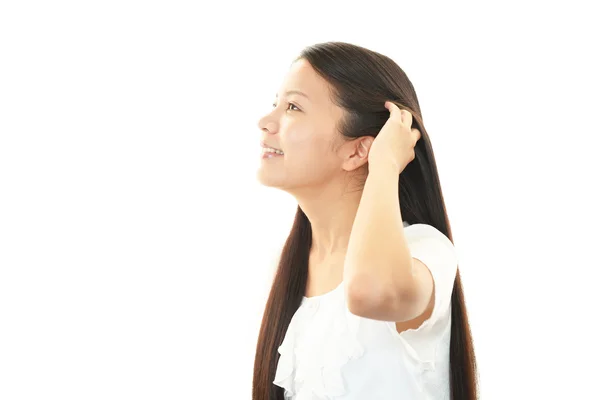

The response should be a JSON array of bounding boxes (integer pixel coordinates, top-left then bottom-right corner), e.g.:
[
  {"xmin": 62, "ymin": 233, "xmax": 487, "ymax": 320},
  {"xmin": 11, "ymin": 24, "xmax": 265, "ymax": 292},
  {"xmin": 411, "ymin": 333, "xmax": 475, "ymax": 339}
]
[{"xmin": 261, "ymin": 141, "xmax": 282, "ymax": 151}]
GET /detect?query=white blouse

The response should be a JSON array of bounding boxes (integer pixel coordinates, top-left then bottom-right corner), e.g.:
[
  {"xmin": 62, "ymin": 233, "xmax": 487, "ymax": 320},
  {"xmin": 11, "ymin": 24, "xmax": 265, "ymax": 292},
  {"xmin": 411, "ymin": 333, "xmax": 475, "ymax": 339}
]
[{"xmin": 272, "ymin": 222, "xmax": 459, "ymax": 400}]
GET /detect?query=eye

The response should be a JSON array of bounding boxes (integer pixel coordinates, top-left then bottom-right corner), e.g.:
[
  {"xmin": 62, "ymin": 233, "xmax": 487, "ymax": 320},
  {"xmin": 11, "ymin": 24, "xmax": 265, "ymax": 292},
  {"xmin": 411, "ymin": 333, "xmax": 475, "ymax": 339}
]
[{"xmin": 272, "ymin": 102, "xmax": 301, "ymax": 111}]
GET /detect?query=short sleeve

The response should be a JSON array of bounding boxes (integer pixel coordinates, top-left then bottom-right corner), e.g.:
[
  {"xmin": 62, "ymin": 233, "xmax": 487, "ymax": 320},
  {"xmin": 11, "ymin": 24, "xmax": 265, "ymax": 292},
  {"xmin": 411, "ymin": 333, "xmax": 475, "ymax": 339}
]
[
  {"xmin": 406, "ymin": 223, "xmax": 458, "ymax": 327},
  {"xmin": 385, "ymin": 223, "xmax": 458, "ymax": 366}
]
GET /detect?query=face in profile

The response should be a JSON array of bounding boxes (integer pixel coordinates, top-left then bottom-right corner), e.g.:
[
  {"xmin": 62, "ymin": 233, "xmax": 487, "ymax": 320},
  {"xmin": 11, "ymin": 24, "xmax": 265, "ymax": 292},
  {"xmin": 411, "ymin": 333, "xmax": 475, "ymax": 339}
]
[{"xmin": 256, "ymin": 59, "xmax": 351, "ymax": 194}]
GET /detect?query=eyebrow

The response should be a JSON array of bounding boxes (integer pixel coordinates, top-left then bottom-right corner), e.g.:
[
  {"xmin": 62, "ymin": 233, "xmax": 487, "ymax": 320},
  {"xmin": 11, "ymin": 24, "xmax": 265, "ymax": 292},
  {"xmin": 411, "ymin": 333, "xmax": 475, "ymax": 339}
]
[{"xmin": 275, "ymin": 90, "xmax": 310, "ymax": 101}]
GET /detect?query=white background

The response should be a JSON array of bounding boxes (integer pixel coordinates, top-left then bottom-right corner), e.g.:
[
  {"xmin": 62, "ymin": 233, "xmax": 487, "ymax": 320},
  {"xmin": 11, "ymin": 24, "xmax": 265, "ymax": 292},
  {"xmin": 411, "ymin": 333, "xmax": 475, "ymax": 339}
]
[{"xmin": 1, "ymin": 1, "xmax": 599, "ymax": 399}]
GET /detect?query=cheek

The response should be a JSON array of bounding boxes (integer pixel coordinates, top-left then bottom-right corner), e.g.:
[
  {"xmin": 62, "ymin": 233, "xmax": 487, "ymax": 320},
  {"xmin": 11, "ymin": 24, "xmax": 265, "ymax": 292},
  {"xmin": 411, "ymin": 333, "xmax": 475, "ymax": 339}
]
[
  {"xmin": 281, "ymin": 126, "xmax": 312, "ymax": 151},
  {"xmin": 281, "ymin": 123, "xmax": 333, "ymax": 159}
]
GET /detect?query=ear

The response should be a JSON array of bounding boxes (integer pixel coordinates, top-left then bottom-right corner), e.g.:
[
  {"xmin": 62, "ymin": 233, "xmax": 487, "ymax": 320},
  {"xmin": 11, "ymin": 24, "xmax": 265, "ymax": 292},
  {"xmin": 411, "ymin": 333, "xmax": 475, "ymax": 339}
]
[{"xmin": 341, "ymin": 136, "xmax": 374, "ymax": 172}]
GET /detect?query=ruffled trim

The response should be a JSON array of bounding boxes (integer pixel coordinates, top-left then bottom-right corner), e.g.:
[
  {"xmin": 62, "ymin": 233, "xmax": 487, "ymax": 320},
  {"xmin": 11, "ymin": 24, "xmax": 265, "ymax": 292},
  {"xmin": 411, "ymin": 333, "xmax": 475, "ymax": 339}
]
[
  {"xmin": 273, "ymin": 291, "xmax": 364, "ymax": 399},
  {"xmin": 273, "ymin": 305, "xmax": 305, "ymax": 399},
  {"xmin": 386, "ymin": 310, "xmax": 452, "ymax": 392}
]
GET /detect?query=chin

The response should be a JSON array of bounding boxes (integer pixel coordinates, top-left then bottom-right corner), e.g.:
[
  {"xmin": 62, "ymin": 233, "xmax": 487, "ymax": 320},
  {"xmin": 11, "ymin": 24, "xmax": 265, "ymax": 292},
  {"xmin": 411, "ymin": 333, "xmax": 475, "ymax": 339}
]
[{"xmin": 256, "ymin": 170, "xmax": 281, "ymax": 188}]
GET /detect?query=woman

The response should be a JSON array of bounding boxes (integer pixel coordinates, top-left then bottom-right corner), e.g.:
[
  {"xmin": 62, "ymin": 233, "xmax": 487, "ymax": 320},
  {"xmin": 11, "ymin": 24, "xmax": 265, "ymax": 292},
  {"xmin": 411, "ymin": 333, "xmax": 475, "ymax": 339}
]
[{"xmin": 253, "ymin": 41, "xmax": 478, "ymax": 400}]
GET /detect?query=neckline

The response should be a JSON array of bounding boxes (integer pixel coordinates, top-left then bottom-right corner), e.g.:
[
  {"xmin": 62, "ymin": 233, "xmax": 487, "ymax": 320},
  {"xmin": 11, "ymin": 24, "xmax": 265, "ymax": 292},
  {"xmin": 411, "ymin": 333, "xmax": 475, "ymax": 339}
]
[{"xmin": 301, "ymin": 280, "xmax": 344, "ymax": 304}]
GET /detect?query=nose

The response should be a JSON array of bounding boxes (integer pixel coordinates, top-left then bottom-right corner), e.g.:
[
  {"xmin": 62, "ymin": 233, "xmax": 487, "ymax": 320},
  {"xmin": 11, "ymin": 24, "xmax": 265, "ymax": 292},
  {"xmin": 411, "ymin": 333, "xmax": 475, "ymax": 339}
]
[{"xmin": 257, "ymin": 113, "xmax": 278, "ymax": 135}]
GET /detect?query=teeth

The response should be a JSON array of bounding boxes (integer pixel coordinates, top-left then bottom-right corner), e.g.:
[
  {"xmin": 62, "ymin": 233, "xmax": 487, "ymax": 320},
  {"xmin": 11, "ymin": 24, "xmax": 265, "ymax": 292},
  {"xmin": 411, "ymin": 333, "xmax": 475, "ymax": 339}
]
[{"xmin": 262, "ymin": 147, "xmax": 284, "ymax": 155}]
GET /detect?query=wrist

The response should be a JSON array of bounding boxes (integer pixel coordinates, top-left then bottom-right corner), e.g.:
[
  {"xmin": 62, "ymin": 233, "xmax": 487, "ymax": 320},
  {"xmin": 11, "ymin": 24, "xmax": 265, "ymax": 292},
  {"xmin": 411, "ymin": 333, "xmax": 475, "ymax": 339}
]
[{"xmin": 367, "ymin": 160, "xmax": 400, "ymax": 178}]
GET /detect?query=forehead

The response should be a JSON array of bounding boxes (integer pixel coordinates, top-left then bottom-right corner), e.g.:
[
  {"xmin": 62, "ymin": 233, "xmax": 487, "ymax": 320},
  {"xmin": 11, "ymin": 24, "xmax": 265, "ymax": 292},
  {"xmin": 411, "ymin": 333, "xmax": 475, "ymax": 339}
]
[{"xmin": 277, "ymin": 59, "xmax": 333, "ymax": 106}]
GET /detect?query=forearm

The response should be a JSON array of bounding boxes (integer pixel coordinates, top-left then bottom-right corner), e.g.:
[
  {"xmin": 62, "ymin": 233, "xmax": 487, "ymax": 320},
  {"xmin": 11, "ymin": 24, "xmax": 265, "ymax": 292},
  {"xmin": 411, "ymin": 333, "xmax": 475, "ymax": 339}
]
[{"xmin": 344, "ymin": 163, "xmax": 413, "ymax": 304}]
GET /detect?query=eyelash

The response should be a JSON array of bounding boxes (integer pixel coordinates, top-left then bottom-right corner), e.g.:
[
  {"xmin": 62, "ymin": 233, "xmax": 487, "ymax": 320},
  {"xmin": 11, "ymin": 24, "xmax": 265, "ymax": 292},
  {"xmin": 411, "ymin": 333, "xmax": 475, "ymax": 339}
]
[{"xmin": 272, "ymin": 102, "xmax": 301, "ymax": 112}]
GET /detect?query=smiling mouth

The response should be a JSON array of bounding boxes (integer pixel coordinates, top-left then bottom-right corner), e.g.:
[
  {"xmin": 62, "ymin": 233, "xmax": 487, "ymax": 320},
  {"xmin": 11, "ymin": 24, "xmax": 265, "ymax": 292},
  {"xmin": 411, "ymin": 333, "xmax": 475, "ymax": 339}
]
[
  {"xmin": 261, "ymin": 141, "xmax": 283, "ymax": 150},
  {"xmin": 262, "ymin": 147, "xmax": 284, "ymax": 156}
]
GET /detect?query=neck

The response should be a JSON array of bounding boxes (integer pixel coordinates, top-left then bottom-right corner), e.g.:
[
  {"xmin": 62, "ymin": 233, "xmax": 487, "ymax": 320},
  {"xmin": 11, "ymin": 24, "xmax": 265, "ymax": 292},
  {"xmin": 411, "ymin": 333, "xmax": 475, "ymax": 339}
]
[{"xmin": 294, "ymin": 182, "xmax": 363, "ymax": 260}]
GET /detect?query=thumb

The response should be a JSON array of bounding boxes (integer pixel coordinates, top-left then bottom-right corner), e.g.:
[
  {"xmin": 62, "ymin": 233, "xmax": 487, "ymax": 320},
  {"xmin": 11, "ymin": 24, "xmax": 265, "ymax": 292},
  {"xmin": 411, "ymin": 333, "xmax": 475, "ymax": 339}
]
[{"xmin": 385, "ymin": 101, "xmax": 402, "ymax": 121}]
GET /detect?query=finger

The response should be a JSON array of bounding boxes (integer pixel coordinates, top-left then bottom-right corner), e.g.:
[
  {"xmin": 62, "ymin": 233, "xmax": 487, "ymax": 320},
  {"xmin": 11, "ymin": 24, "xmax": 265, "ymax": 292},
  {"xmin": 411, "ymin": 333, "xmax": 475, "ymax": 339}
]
[
  {"xmin": 402, "ymin": 109, "xmax": 413, "ymax": 127},
  {"xmin": 385, "ymin": 101, "xmax": 403, "ymax": 122}
]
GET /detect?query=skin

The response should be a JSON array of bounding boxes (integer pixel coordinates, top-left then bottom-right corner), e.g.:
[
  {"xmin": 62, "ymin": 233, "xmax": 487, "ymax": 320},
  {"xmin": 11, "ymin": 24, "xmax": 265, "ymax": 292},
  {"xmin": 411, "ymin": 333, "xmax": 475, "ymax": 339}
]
[
  {"xmin": 256, "ymin": 58, "xmax": 375, "ymax": 296},
  {"xmin": 256, "ymin": 59, "xmax": 434, "ymax": 331},
  {"xmin": 256, "ymin": 59, "xmax": 373, "ymax": 260}
]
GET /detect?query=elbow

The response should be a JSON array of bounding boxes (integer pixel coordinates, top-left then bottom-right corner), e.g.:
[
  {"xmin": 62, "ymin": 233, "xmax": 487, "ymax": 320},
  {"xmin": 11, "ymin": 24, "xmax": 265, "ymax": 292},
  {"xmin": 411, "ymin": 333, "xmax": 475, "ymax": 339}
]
[
  {"xmin": 345, "ymin": 274, "xmax": 390, "ymax": 317},
  {"xmin": 346, "ymin": 282, "xmax": 369, "ymax": 316},
  {"xmin": 346, "ymin": 274, "xmax": 418, "ymax": 321}
]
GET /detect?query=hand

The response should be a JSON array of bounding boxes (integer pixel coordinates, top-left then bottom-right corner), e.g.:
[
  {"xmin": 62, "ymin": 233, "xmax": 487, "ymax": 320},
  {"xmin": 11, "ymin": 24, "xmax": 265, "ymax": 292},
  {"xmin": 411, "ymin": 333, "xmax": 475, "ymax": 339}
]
[{"xmin": 367, "ymin": 101, "xmax": 421, "ymax": 174}]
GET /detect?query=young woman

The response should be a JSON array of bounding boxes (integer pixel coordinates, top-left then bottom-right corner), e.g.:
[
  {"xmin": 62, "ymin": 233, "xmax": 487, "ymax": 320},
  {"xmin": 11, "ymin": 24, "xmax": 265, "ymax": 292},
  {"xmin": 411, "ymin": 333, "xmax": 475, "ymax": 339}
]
[{"xmin": 253, "ymin": 41, "xmax": 478, "ymax": 400}]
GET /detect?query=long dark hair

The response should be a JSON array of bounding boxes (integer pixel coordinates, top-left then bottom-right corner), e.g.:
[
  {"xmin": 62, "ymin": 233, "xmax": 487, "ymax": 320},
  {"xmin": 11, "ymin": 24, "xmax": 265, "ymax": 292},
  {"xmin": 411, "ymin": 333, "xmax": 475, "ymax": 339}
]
[{"xmin": 253, "ymin": 41, "xmax": 479, "ymax": 400}]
